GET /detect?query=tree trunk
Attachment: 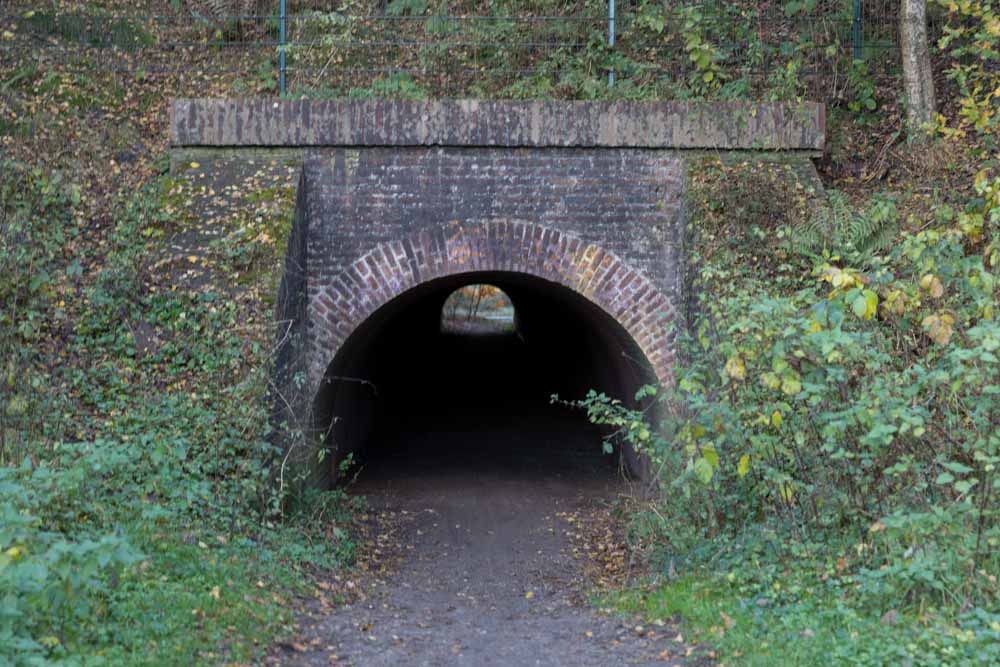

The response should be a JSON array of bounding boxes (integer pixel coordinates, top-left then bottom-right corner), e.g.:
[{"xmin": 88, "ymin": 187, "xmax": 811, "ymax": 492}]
[{"xmin": 900, "ymin": 0, "xmax": 936, "ymax": 136}]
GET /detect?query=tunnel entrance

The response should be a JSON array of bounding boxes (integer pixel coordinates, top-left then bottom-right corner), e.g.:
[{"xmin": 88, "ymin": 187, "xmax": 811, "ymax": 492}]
[{"xmin": 314, "ymin": 271, "xmax": 658, "ymax": 486}]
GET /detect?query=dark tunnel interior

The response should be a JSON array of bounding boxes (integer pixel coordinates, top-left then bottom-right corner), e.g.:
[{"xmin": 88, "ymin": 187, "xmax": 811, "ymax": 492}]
[{"xmin": 314, "ymin": 271, "xmax": 658, "ymax": 485}]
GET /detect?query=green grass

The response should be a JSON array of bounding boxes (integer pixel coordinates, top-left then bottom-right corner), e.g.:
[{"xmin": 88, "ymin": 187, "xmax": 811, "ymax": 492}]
[
  {"xmin": 95, "ymin": 531, "xmax": 301, "ymax": 665},
  {"xmin": 606, "ymin": 565, "xmax": 1000, "ymax": 665}
]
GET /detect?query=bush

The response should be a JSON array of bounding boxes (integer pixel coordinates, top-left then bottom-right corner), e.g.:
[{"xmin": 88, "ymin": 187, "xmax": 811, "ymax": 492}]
[
  {"xmin": 575, "ymin": 151, "xmax": 999, "ymax": 662},
  {"xmin": 1, "ymin": 464, "xmax": 142, "ymax": 665}
]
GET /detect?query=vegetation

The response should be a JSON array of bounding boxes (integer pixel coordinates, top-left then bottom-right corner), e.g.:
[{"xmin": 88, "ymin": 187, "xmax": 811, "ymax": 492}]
[
  {"xmin": 0, "ymin": 157, "xmax": 360, "ymax": 663},
  {"xmin": 569, "ymin": 2, "xmax": 1000, "ymax": 664},
  {"xmin": 284, "ymin": 0, "xmax": 870, "ymax": 101},
  {"xmin": 440, "ymin": 284, "xmax": 517, "ymax": 335}
]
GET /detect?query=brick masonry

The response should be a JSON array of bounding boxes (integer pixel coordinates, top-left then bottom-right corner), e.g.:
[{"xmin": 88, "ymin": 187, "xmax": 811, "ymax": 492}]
[{"xmin": 300, "ymin": 147, "xmax": 685, "ymax": 392}]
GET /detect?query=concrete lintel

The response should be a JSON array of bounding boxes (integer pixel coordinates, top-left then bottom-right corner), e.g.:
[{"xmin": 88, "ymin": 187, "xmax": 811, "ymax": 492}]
[{"xmin": 170, "ymin": 99, "xmax": 824, "ymax": 152}]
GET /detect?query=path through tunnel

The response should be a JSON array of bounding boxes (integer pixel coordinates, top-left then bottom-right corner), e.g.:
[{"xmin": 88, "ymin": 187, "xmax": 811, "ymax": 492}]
[{"xmin": 314, "ymin": 271, "xmax": 658, "ymax": 488}]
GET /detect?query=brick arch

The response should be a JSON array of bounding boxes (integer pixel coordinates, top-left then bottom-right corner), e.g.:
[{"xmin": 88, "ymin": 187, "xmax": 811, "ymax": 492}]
[{"xmin": 309, "ymin": 220, "xmax": 675, "ymax": 390}]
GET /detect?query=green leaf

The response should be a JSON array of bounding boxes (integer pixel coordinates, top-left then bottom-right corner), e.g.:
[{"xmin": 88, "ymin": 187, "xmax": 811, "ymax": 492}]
[
  {"xmin": 851, "ymin": 293, "xmax": 868, "ymax": 319},
  {"xmin": 694, "ymin": 457, "xmax": 714, "ymax": 484},
  {"xmin": 936, "ymin": 472, "xmax": 955, "ymax": 485},
  {"xmin": 702, "ymin": 443, "xmax": 719, "ymax": 469},
  {"xmin": 954, "ymin": 479, "xmax": 977, "ymax": 494},
  {"xmin": 941, "ymin": 461, "xmax": 974, "ymax": 474}
]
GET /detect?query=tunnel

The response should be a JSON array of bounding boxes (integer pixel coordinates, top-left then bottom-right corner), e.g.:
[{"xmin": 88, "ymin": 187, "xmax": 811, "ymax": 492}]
[{"xmin": 312, "ymin": 271, "xmax": 658, "ymax": 485}]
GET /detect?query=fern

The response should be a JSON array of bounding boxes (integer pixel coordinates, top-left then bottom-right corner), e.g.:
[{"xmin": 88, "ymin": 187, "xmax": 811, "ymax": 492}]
[
  {"xmin": 386, "ymin": 0, "xmax": 429, "ymax": 16},
  {"xmin": 791, "ymin": 191, "xmax": 898, "ymax": 262},
  {"xmin": 186, "ymin": 1, "xmax": 272, "ymax": 37}
]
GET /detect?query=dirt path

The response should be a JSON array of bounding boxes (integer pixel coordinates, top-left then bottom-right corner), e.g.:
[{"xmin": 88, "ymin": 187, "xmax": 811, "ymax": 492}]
[{"xmin": 271, "ymin": 417, "xmax": 700, "ymax": 666}]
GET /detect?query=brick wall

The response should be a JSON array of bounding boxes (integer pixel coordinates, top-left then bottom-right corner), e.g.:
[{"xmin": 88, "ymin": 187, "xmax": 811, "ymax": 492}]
[{"xmin": 299, "ymin": 147, "xmax": 685, "ymax": 392}]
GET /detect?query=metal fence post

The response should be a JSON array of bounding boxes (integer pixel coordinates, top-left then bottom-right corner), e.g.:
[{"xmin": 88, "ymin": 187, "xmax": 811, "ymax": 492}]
[
  {"xmin": 608, "ymin": 0, "xmax": 616, "ymax": 88},
  {"xmin": 279, "ymin": 0, "xmax": 287, "ymax": 95},
  {"xmin": 852, "ymin": 0, "xmax": 863, "ymax": 60}
]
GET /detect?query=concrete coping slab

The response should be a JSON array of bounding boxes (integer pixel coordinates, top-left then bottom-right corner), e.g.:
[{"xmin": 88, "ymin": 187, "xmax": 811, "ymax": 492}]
[{"xmin": 170, "ymin": 99, "xmax": 824, "ymax": 152}]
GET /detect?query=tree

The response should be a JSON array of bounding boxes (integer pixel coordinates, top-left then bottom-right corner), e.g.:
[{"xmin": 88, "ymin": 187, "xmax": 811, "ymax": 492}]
[{"xmin": 900, "ymin": 0, "xmax": 937, "ymax": 137}]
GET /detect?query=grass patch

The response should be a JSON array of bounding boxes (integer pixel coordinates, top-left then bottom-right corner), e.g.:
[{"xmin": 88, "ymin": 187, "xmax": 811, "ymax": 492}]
[{"xmin": 609, "ymin": 570, "xmax": 1000, "ymax": 666}]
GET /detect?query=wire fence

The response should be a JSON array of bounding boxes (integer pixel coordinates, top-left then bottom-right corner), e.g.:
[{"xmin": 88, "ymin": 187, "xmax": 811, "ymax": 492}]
[{"xmin": 0, "ymin": 1, "xmax": 904, "ymax": 101}]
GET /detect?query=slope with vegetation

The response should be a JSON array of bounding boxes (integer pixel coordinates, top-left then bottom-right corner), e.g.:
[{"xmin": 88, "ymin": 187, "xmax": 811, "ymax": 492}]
[
  {"xmin": 1, "ymin": 2, "xmax": 363, "ymax": 663},
  {"xmin": 573, "ymin": 2, "xmax": 1000, "ymax": 664}
]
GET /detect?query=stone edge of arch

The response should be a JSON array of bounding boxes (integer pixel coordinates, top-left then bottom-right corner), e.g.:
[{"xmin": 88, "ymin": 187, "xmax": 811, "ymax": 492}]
[{"xmin": 308, "ymin": 220, "xmax": 677, "ymax": 395}]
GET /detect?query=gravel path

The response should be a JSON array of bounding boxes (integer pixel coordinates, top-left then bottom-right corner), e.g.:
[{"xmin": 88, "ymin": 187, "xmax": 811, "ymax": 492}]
[{"xmin": 271, "ymin": 417, "xmax": 702, "ymax": 666}]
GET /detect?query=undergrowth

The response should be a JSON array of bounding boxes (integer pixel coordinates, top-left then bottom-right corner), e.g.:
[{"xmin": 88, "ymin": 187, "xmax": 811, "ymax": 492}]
[
  {"xmin": 579, "ymin": 151, "xmax": 999, "ymax": 663},
  {"xmin": 0, "ymin": 162, "xmax": 357, "ymax": 665},
  {"xmin": 571, "ymin": 4, "xmax": 1000, "ymax": 660}
]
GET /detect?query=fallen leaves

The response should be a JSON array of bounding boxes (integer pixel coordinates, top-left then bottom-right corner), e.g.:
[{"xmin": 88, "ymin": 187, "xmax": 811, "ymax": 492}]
[{"xmin": 556, "ymin": 504, "xmax": 633, "ymax": 589}]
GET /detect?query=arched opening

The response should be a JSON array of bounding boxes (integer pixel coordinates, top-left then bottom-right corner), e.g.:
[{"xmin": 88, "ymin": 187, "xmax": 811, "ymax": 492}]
[
  {"xmin": 440, "ymin": 284, "xmax": 517, "ymax": 335},
  {"xmin": 313, "ymin": 271, "xmax": 658, "ymax": 485}
]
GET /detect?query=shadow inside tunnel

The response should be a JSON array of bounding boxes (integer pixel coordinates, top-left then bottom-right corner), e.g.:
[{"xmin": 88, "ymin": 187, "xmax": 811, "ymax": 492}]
[{"xmin": 316, "ymin": 273, "xmax": 657, "ymax": 488}]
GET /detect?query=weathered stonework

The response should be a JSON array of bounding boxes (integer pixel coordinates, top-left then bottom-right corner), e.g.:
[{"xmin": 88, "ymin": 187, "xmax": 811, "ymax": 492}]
[
  {"xmin": 171, "ymin": 98, "xmax": 824, "ymax": 151},
  {"xmin": 168, "ymin": 98, "xmax": 824, "ymax": 480}
]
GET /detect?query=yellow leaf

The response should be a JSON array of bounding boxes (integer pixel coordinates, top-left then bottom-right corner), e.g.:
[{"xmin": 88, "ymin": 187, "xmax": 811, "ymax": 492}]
[
  {"xmin": 724, "ymin": 355, "xmax": 746, "ymax": 381},
  {"xmin": 702, "ymin": 443, "xmax": 719, "ymax": 469},
  {"xmin": 781, "ymin": 372, "xmax": 801, "ymax": 396},
  {"xmin": 920, "ymin": 274, "xmax": 944, "ymax": 299},
  {"xmin": 883, "ymin": 290, "xmax": 906, "ymax": 316},
  {"xmin": 760, "ymin": 372, "xmax": 781, "ymax": 391},
  {"xmin": 862, "ymin": 289, "xmax": 879, "ymax": 320},
  {"xmin": 189, "ymin": 162, "xmax": 200, "ymax": 169},
  {"xmin": 771, "ymin": 410, "xmax": 783, "ymax": 428},
  {"xmin": 737, "ymin": 455, "xmax": 750, "ymax": 478},
  {"xmin": 210, "ymin": 586, "xmax": 221, "ymax": 600},
  {"xmin": 524, "ymin": 591, "xmax": 535, "ymax": 599},
  {"xmin": 922, "ymin": 313, "xmax": 955, "ymax": 345}
]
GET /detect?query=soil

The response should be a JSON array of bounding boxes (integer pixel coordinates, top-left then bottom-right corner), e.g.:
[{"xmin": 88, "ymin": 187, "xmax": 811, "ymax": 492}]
[{"xmin": 270, "ymin": 415, "xmax": 703, "ymax": 666}]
